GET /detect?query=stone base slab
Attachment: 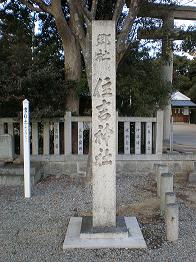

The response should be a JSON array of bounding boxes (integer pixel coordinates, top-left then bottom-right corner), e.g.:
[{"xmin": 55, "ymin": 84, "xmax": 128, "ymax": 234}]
[
  {"xmin": 63, "ymin": 217, "xmax": 147, "ymax": 249},
  {"xmin": 80, "ymin": 216, "xmax": 128, "ymax": 239}
]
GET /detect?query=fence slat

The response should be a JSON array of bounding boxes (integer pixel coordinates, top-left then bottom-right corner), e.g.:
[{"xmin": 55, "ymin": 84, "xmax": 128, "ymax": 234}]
[
  {"xmin": 124, "ymin": 122, "xmax": 130, "ymax": 154},
  {"xmin": 64, "ymin": 112, "xmax": 72, "ymax": 155},
  {"xmin": 146, "ymin": 122, "xmax": 152, "ymax": 154},
  {"xmin": 32, "ymin": 122, "xmax": 38, "ymax": 155},
  {"xmin": 78, "ymin": 122, "xmax": 83, "ymax": 155},
  {"xmin": 54, "ymin": 122, "xmax": 60, "ymax": 155},
  {"xmin": 135, "ymin": 122, "xmax": 141, "ymax": 155},
  {"xmin": 43, "ymin": 122, "xmax": 50, "ymax": 155}
]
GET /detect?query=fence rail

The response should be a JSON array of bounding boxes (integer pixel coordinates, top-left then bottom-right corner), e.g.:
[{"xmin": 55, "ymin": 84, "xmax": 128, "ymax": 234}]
[{"xmin": 0, "ymin": 110, "xmax": 163, "ymax": 157}]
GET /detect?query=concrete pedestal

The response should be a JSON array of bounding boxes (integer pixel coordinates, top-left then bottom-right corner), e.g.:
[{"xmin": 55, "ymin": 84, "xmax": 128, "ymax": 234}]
[{"xmin": 63, "ymin": 217, "xmax": 147, "ymax": 249}]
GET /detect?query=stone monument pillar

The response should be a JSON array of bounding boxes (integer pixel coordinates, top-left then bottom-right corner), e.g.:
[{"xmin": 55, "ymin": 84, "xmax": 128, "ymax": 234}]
[
  {"xmin": 92, "ymin": 20, "xmax": 116, "ymax": 227},
  {"xmin": 63, "ymin": 21, "xmax": 146, "ymax": 249}
]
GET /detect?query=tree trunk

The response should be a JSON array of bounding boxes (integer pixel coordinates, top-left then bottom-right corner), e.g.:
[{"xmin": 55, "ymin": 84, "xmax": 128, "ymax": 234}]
[
  {"xmin": 61, "ymin": 35, "xmax": 81, "ymax": 114},
  {"xmin": 54, "ymin": 11, "xmax": 81, "ymax": 114}
]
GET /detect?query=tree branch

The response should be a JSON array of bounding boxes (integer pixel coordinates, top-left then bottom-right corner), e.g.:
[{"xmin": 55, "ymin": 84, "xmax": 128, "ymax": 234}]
[
  {"xmin": 80, "ymin": 1, "xmax": 92, "ymax": 21},
  {"xmin": 20, "ymin": 0, "xmax": 42, "ymax": 12},
  {"xmin": 91, "ymin": 0, "xmax": 98, "ymax": 19},
  {"xmin": 113, "ymin": 0, "xmax": 125, "ymax": 24},
  {"xmin": 68, "ymin": 0, "xmax": 86, "ymax": 49},
  {"xmin": 116, "ymin": 0, "xmax": 141, "ymax": 64}
]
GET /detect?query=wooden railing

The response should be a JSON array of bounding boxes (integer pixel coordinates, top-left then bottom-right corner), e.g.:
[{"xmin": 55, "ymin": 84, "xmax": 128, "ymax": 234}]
[{"xmin": 0, "ymin": 110, "xmax": 163, "ymax": 157}]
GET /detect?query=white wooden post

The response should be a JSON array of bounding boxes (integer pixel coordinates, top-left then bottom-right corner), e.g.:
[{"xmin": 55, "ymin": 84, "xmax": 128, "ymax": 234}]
[
  {"xmin": 23, "ymin": 99, "xmax": 31, "ymax": 198},
  {"xmin": 135, "ymin": 122, "xmax": 141, "ymax": 155},
  {"xmin": 32, "ymin": 122, "xmax": 38, "ymax": 155},
  {"xmin": 43, "ymin": 122, "xmax": 50, "ymax": 155},
  {"xmin": 146, "ymin": 122, "xmax": 152, "ymax": 154},
  {"xmin": 20, "ymin": 119, "xmax": 23, "ymax": 158},
  {"xmin": 124, "ymin": 122, "xmax": 130, "ymax": 154},
  {"xmin": 78, "ymin": 122, "xmax": 83, "ymax": 155},
  {"xmin": 64, "ymin": 112, "xmax": 72, "ymax": 155},
  {"xmin": 156, "ymin": 110, "xmax": 164, "ymax": 155},
  {"xmin": 54, "ymin": 122, "xmax": 60, "ymax": 155}
]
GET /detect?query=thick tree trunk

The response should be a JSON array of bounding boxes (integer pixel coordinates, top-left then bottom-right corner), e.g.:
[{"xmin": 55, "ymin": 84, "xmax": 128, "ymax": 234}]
[
  {"xmin": 62, "ymin": 37, "xmax": 81, "ymax": 114},
  {"xmin": 54, "ymin": 10, "xmax": 81, "ymax": 114},
  {"xmin": 62, "ymin": 35, "xmax": 81, "ymax": 82}
]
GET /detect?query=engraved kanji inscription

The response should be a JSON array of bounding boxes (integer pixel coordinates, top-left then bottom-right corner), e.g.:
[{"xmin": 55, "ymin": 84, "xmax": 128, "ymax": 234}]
[
  {"xmin": 102, "ymin": 123, "xmax": 113, "ymax": 146},
  {"xmin": 95, "ymin": 148, "xmax": 112, "ymax": 166},
  {"xmin": 94, "ymin": 125, "xmax": 103, "ymax": 145},
  {"xmin": 95, "ymin": 33, "xmax": 111, "ymax": 61},
  {"xmin": 93, "ymin": 77, "xmax": 112, "ymax": 98},
  {"xmin": 94, "ymin": 123, "xmax": 113, "ymax": 146},
  {"xmin": 96, "ymin": 99, "xmax": 111, "ymax": 121}
]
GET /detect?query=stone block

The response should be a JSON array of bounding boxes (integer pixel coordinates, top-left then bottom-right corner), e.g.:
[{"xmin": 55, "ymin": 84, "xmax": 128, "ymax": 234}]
[
  {"xmin": 80, "ymin": 216, "xmax": 128, "ymax": 239},
  {"xmin": 189, "ymin": 172, "xmax": 196, "ymax": 183},
  {"xmin": 0, "ymin": 134, "xmax": 14, "ymax": 160},
  {"xmin": 0, "ymin": 164, "xmax": 42, "ymax": 186},
  {"xmin": 63, "ymin": 217, "xmax": 146, "ymax": 249}
]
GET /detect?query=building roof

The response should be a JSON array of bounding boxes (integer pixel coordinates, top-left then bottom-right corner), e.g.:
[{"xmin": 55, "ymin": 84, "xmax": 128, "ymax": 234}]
[
  {"xmin": 171, "ymin": 100, "xmax": 196, "ymax": 107},
  {"xmin": 171, "ymin": 91, "xmax": 190, "ymax": 101}
]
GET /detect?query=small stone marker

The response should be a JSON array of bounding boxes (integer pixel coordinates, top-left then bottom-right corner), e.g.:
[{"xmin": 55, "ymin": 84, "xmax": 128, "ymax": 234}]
[
  {"xmin": 23, "ymin": 99, "xmax": 31, "ymax": 198},
  {"xmin": 0, "ymin": 134, "xmax": 14, "ymax": 160},
  {"xmin": 189, "ymin": 171, "xmax": 196, "ymax": 184},
  {"xmin": 165, "ymin": 203, "xmax": 179, "ymax": 242},
  {"xmin": 160, "ymin": 173, "xmax": 173, "ymax": 214},
  {"xmin": 157, "ymin": 165, "xmax": 169, "ymax": 197}
]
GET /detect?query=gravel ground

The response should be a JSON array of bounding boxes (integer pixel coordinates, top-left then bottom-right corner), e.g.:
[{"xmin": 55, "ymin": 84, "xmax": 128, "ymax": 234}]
[{"xmin": 0, "ymin": 172, "xmax": 196, "ymax": 262}]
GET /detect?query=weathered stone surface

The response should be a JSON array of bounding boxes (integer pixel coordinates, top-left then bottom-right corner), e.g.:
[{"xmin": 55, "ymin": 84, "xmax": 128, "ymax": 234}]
[
  {"xmin": 160, "ymin": 173, "xmax": 173, "ymax": 214},
  {"xmin": 92, "ymin": 21, "xmax": 116, "ymax": 227},
  {"xmin": 189, "ymin": 172, "xmax": 196, "ymax": 183},
  {"xmin": 165, "ymin": 203, "xmax": 179, "ymax": 242},
  {"xmin": 165, "ymin": 192, "xmax": 176, "ymax": 205},
  {"xmin": 0, "ymin": 134, "xmax": 14, "ymax": 160},
  {"xmin": 0, "ymin": 165, "xmax": 42, "ymax": 186}
]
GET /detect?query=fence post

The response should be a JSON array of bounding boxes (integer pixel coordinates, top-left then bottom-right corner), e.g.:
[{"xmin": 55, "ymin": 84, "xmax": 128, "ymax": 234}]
[
  {"xmin": 43, "ymin": 122, "xmax": 50, "ymax": 155},
  {"xmin": 156, "ymin": 110, "xmax": 164, "ymax": 155},
  {"xmin": 0, "ymin": 122, "xmax": 4, "ymax": 135},
  {"xmin": 8, "ymin": 122, "xmax": 14, "ymax": 136},
  {"xmin": 64, "ymin": 112, "xmax": 72, "ymax": 155},
  {"xmin": 54, "ymin": 122, "xmax": 60, "ymax": 155},
  {"xmin": 32, "ymin": 122, "xmax": 38, "ymax": 155}
]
